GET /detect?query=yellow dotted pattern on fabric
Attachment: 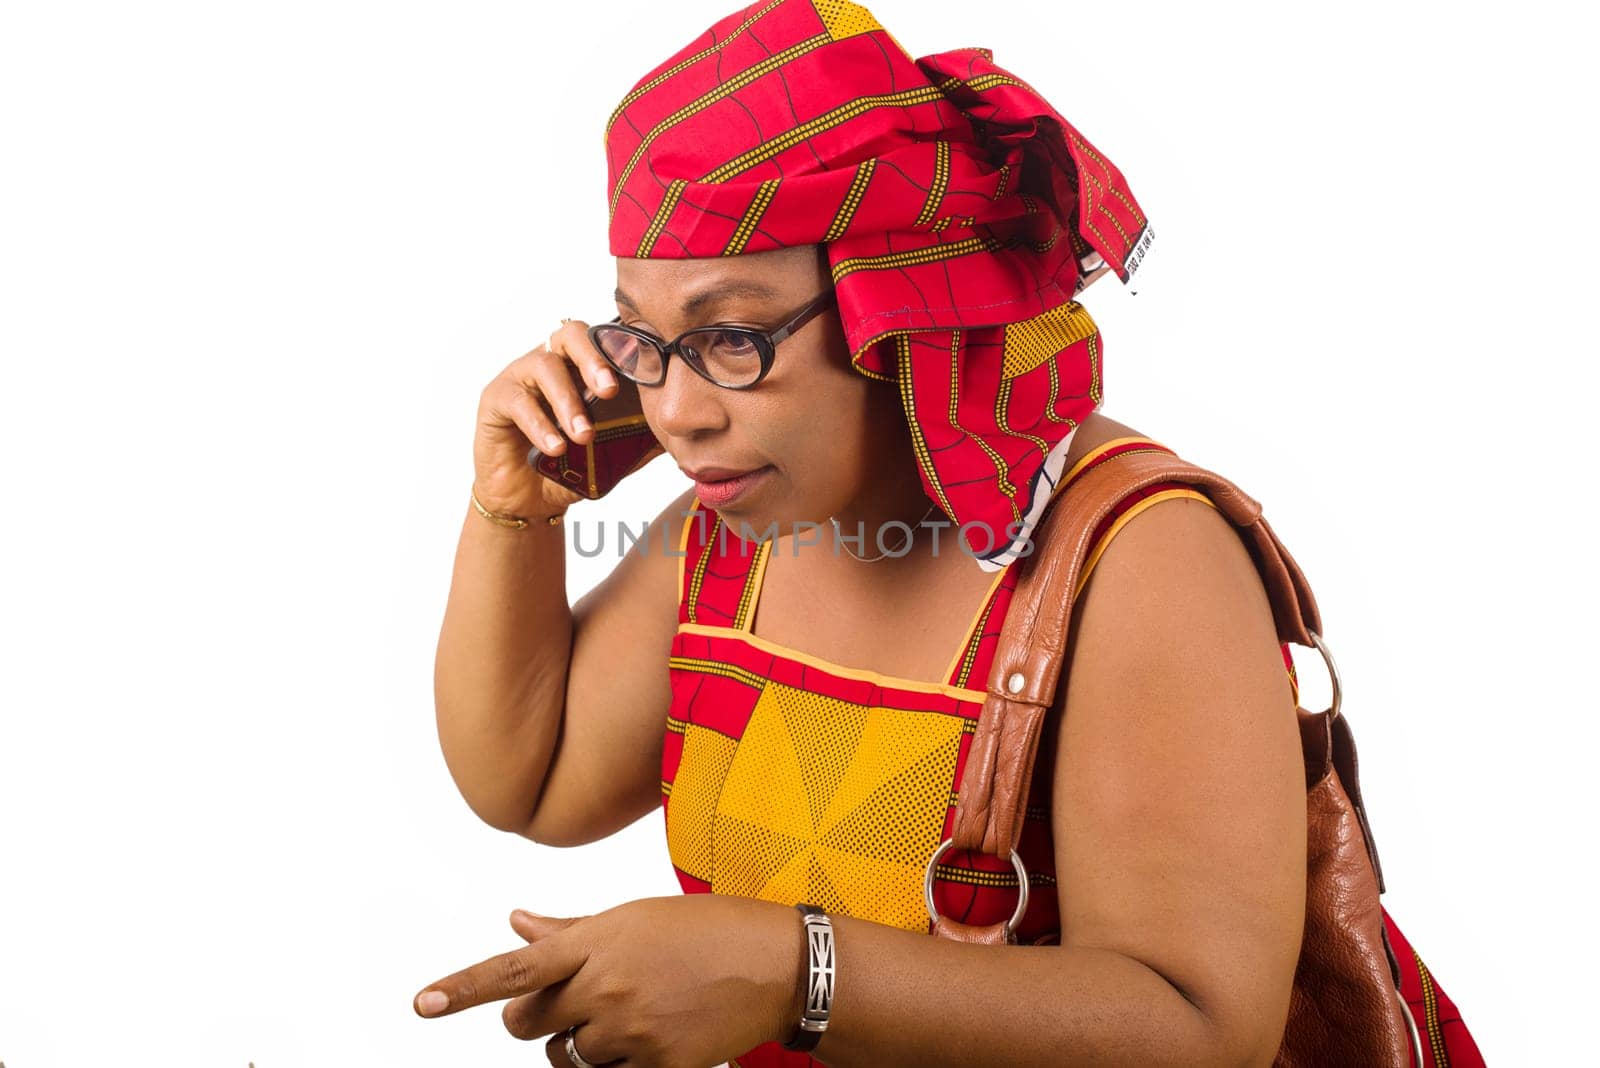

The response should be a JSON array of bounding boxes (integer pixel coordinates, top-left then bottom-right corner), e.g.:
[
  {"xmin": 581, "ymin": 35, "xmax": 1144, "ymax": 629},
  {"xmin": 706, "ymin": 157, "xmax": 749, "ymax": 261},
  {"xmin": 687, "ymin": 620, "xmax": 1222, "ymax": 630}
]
[
  {"xmin": 914, "ymin": 140, "xmax": 951, "ymax": 228},
  {"xmin": 723, "ymin": 178, "xmax": 779, "ymax": 255},
  {"xmin": 811, "ymin": 0, "xmax": 885, "ymax": 41},
  {"xmin": 604, "ymin": 0, "xmax": 787, "ymax": 139},
  {"xmin": 684, "ymin": 510, "xmax": 723, "ymax": 625},
  {"xmin": 701, "ymin": 84, "xmax": 945, "ymax": 186},
  {"xmin": 638, "ymin": 178, "xmax": 690, "ymax": 257},
  {"xmin": 950, "ymin": 584, "xmax": 1002, "ymax": 689},
  {"xmin": 611, "ymin": 33, "xmax": 834, "ymax": 224},
  {"xmin": 665, "ymin": 724, "xmax": 739, "ymax": 881},
  {"xmin": 831, "ymin": 231, "xmax": 1006, "ymax": 283},
  {"xmin": 1000, "ymin": 301, "xmax": 1098, "ymax": 380},
  {"xmin": 896, "ymin": 336, "xmax": 957, "ymax": 524},
  {"xmin": 1414, "ymin": 948, "xmax": 1450, "ymax": 1067},
  {"xmin": 667, "ymin": 656, "xmax": 769, "ymax": 693},
  {"xmin": 731, "ymin": 539, "xmax": 771, "ymax": 632},
  {"xmin": 932, "ymin": 864, "xmax": 1057, "ymax": 889},
  {"xmin": 993, "ymin": 376, "xmax": 1050, "ymax": 458},
  {"xmin": 825, "ymin": 158, "xmax": 875, "ymax": 242},
  {"xmin": 666, "ymin": 681, "xmax": 968, "ymax": 933},
  {"xmin": 946, "ymin": 330, "xmax": 1019, "ymax": 508}
]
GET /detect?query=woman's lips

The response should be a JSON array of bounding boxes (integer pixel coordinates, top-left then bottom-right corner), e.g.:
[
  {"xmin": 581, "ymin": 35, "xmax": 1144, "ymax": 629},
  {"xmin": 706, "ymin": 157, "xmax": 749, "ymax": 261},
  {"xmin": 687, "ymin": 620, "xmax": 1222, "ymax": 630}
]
[{"xmin": 690, "ymin": 465, "xmax": 772, "ymax": 507}]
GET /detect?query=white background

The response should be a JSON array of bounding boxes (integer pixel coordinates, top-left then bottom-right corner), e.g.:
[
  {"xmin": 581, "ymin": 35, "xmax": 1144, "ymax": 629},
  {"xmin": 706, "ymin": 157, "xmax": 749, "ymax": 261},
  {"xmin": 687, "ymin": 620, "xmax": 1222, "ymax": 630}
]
[{"xmin": 1, "ymin": 0, "xmax": 1593, "ymax": 1063}]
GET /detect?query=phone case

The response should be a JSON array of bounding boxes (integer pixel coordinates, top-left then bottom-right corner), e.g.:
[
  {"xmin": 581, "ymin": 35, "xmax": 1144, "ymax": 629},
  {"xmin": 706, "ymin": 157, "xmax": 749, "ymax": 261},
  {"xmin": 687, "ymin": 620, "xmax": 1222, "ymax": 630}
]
[{"xmin": 528, "ymin": 373, "xmax": 662, "ymax": 500}]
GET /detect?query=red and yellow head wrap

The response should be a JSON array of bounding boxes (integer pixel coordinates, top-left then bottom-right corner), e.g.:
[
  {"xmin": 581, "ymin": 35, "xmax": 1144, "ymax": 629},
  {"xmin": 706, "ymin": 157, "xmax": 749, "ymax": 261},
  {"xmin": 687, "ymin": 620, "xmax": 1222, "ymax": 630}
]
[{"xmin": 603, "ymin": 0, "xmax": 1152, "ymax": 570}]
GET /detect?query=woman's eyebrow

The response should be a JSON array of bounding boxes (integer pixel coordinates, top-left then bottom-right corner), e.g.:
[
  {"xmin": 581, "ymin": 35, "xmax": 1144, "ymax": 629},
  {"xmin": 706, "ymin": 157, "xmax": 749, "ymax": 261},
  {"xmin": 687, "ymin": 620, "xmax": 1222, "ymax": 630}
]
[{"xmin": 613, "ymin": 280, "xmax": 781, "ymax": 315}]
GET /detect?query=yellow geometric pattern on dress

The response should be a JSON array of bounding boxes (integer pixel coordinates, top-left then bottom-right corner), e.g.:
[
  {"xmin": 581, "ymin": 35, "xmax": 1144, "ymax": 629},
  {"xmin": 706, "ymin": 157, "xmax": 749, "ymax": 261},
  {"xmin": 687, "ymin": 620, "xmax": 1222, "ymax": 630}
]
[
  {"xmin": 932, "ymin": 862, "xmax": 1053, "ymax": 890},
  {"xmin": 665, "ymin": 722, "xmax": 738, "ymax": 882},
  {"xmin": 1001, "ymin": 301, "xmax": 1099, "ymax": 380},
  {"xmin": 667, "ymin": 681, "xmax": 969, "ymax": 933},
  {"xmin": 675, "ymin": 625, "xmax": 988, "ymax": 702},
  {"xmin": 684, "ymin": 508, "xmax": 723, "ymax": 625},
  {"xmin": 668, "ymin": 656, "xmax": 771, "ymax": 693},
  {"xmin": 947, "ymin": 564, "xmax": 1011, "ymax": 689},
  {"xmin": 732, "ymin": 539, "xmax": 773, "ymax": 631},
  {"xmin": 675, "ymin": 496, "xmax": 699, "ymax": 613}
]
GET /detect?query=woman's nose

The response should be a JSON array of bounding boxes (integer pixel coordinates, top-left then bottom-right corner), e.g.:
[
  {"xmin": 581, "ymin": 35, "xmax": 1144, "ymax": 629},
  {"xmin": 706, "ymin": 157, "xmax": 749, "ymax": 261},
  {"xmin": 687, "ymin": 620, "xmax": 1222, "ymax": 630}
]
[{"xmin": 650, "ymin": 348, "xmax": 729, "ymax": 440}]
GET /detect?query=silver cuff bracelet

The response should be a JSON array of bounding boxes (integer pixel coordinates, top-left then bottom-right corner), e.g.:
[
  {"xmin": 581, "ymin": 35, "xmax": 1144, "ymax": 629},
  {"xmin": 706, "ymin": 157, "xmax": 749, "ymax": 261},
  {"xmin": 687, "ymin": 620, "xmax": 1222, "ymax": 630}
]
[{"xmin": 781, "ymin": 903, "xmax": 835, "ymax": 1052}]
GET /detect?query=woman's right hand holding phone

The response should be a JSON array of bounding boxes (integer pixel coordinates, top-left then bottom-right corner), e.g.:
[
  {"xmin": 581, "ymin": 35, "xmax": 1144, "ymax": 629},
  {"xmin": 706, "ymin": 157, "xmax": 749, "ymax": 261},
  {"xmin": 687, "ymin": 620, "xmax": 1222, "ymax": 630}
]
[{"xmin": 472, "ymin": 320, "xmax": 620, "ymax": 520}]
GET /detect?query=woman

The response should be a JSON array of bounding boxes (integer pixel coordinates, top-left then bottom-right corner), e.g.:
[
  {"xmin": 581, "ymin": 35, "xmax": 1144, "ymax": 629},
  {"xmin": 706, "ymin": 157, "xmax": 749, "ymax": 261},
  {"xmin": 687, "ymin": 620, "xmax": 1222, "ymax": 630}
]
[{"xmin": 419, "ymin": 2, "xmax": 1307, "ymax": 1065}]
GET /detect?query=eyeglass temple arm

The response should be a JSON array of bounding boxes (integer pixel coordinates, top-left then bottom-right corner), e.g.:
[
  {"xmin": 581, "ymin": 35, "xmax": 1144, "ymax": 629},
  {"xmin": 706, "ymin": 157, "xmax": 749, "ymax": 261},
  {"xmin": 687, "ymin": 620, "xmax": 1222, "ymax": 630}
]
[{"xmin": 766, "ymin": 290, "xmax": 837, "ymax": 345}]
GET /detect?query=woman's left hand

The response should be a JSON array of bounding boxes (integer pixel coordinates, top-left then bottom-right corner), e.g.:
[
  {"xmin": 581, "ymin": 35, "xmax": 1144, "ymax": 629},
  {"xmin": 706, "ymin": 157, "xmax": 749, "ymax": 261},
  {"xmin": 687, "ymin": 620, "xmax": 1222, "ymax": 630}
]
[{"xmin": 413, "ymin": 894, "xmax": 805, "ymax": 1068}]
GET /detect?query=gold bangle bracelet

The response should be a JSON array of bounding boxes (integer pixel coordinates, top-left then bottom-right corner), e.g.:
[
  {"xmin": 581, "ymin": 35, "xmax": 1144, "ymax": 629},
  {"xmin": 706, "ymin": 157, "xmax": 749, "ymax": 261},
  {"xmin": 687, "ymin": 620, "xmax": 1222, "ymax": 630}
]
[{"xmin": 470, "ymin": 489, "xmax": 563, "ymax": 528}]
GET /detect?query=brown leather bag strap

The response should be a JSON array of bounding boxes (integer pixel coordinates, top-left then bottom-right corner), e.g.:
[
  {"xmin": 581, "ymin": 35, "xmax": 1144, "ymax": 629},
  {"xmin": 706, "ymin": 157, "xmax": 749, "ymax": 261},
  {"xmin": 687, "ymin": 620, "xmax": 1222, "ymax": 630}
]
[{"xmin": 950, "ymin": 448, "xmax": 1329, "ymax": 858}]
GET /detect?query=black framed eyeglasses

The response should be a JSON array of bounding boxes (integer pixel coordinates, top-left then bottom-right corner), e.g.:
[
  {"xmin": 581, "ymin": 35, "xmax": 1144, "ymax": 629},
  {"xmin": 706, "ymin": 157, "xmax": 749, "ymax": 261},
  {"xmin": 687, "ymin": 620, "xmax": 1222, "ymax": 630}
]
[{"xmin": 588, "ymin": 289, "xmax": 837, "ymax": 391}]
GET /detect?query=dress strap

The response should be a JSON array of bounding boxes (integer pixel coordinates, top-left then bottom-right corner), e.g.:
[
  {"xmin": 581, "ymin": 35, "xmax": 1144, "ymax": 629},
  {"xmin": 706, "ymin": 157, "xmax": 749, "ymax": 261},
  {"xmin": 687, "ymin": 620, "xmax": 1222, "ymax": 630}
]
[{"xmin": 676, "ymin": 497, "xmax": 771, "ymax": 630}]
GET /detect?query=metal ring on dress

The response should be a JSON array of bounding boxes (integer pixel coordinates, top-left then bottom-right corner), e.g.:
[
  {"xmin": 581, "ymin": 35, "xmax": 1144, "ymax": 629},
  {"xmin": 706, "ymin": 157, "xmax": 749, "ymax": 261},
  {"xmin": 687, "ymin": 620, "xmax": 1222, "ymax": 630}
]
[
  {"xmin": 1306, "ymin": 630, "xmax": 1343, "ymax": 719},
  {"xmin": 923, "ymin": 836, "xmax": 1030, "ymax": 939},
  {"xmin": 564, "ymin": 1024, "xmax": 598, "ymax": 1068}
]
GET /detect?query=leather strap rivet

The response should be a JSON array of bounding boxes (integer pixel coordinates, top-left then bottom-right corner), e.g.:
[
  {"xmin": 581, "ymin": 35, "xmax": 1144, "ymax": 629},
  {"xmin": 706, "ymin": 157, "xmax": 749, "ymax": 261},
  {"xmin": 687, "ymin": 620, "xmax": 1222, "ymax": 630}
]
[{"xmin": 1006, "ymin": 671, "xmax": 1025, "ymax": 694}]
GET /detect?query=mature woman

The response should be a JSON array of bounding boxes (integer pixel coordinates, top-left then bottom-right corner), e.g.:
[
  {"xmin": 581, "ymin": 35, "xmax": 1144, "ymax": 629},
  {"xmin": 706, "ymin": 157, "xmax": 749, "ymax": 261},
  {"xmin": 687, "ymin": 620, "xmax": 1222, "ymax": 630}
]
[{"xmin": 418, "ymin": 2, "xmax": 1308, "ymax": 1065}]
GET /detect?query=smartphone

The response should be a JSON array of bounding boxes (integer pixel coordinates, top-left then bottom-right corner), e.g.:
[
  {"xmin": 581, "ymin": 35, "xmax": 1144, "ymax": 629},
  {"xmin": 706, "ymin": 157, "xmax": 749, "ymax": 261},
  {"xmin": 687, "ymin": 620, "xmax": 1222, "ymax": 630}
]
[{"xmin": 527, "ymin": 366, "xmax": 662, "ymax": 500}]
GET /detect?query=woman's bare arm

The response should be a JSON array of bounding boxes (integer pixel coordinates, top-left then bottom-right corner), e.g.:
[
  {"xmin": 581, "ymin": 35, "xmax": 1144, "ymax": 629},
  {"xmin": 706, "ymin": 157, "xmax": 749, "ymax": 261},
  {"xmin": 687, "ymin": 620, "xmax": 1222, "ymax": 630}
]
[
  {"xmin": 798, "ymin": 495, "xmax": 1306, "ymax": 1067},
  {"xmin": 432, "ymin": 486, "xmax": 695, "ymax": 844},
  {"xmin": 520, "ymin": 487, "xmax": 698, "ymax": 845}
]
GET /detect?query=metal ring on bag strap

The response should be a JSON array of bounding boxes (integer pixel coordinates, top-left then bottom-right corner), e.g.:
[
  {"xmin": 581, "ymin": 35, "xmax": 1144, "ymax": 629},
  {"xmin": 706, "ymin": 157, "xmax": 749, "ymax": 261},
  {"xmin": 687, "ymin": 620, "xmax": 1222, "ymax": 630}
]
[
  {"xmin": 1307, "ymin": 630, "xmax": 1343, "ymax": 719},
  {"xmin": 923, "ymin": 837, "xmax": 1030, "ymax": 939},
  {"xmin": 1398, "ymin": 985, "xmax": 1425, "ymax": 1066}
]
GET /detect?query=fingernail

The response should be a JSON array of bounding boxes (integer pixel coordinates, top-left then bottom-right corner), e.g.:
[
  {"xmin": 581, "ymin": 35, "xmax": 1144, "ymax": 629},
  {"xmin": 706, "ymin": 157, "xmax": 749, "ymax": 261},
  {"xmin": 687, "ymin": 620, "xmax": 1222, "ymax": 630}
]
[
  {"xmin": 514, "ymin": 908, "xmax": 543, "ymax": 919},
  {"xmin": 572, "ymin": 415, "xmax": 590, "ymax": 434},
  {"xmin": 598, "ymin": 370, "xmax": 616, "ymax": 389},
  {"xmin": 545, "ymin": 433, "xmax": 564, "ymax": 450},
  {"xmin": 417, "ymin": 990, "xmax": 449, "ymax": 1016}
]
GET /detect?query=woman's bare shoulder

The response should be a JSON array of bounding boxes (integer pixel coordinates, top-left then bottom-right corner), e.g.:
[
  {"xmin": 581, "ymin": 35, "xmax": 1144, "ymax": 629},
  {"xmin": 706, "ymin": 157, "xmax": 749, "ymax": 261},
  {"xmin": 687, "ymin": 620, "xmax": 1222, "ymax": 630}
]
[{"xmin": 1059, "ymin": 410, "xmax": 1151, "ymax": 467}]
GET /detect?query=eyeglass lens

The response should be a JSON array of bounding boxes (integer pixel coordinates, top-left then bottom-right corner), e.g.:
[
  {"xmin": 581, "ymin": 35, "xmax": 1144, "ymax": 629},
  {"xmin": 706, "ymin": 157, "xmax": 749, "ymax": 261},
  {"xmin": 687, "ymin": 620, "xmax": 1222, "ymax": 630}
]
[{"xmin": 592, "ymin": 327, "xmax": 765, "ymax": 388}]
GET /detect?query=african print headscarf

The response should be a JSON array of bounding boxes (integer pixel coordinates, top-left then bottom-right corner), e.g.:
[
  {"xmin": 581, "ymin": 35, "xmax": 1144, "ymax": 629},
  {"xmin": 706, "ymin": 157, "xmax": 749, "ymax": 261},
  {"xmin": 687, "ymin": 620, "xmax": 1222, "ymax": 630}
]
[{"xmin": 603, "ymin": 0, "xmax": 1153, "ymax": 570}]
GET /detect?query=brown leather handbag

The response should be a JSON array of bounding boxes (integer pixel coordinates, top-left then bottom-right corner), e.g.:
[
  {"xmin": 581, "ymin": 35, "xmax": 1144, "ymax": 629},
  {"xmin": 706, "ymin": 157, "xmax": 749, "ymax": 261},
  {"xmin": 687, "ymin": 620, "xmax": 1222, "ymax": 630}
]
[{"xmin": 931, "ymin": 447, "xmax": 1434, "ymax": 1066}]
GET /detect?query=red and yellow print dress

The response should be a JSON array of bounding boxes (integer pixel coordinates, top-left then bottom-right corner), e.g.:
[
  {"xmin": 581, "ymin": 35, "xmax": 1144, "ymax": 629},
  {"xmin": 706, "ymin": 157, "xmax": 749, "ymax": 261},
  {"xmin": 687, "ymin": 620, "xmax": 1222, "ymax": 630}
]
[{"xmin": 658, "ymin": 436, "xmax": 1295, "ymax": 1068}]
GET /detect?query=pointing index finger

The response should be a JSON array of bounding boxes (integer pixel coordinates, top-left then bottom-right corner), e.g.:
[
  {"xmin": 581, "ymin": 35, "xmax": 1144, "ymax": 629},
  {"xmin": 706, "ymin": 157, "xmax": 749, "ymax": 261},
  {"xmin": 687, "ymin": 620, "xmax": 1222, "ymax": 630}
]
[{"xmin": 414, "ymin": 935, "xmax": 587, "ymax": 1017}]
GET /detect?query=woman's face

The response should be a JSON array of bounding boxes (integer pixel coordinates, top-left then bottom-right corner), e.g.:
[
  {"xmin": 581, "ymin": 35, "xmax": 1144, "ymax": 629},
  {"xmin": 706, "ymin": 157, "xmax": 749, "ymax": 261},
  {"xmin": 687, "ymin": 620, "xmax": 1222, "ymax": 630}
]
[{"xmin": 613, "ymin": 244, "xmax": 909, "ymax": 536}]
